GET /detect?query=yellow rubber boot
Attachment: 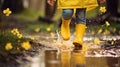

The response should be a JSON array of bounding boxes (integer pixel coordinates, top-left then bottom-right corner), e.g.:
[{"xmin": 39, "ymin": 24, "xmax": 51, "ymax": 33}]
[
  {"xmin": 73, "ymin": 24, "xmax": 86, "ymax": 50},
  {"xmin": 61, "ymin": 19, "xmax": 71, "ymax": 40}
]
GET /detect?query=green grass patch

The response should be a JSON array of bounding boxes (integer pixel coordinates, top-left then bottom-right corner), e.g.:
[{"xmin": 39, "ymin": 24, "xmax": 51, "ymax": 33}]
[
  {"xmin": 21, "ymin": 21, "xmax": 57, "ymax": 33},
  {"xmin": 15, "ymin": 8, "xmax": 44, "ymax": 21},
  {"xmin": 86, "ymin": 7, "xmax": 100, "ymax": 18}
]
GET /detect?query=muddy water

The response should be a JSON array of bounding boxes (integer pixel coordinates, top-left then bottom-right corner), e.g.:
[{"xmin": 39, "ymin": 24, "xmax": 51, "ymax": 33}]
[
  {"xmin": 44, "ymin": 50, "xmax": 61, "ymax": 67},
  {"xmin": 43, "ymin": 50, "xmax": 120, "ymax": 67}
]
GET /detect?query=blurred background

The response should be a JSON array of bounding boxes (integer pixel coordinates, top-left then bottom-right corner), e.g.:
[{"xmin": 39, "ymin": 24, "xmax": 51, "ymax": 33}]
[
  {"xmin": 0, "ymin": 0, "xmax": 120, "ymax": 67},
  {"xmin": 0, "ymin": 0, "xmax": 120, "ymax": 34}
]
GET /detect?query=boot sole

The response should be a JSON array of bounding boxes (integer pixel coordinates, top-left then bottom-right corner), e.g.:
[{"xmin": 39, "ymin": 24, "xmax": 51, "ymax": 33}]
[{"xmin": 73, "ymin": 42, "xmax": 82, "ymax": 51}]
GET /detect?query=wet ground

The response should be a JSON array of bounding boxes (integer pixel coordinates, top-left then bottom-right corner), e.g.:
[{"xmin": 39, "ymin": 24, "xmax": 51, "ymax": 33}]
[
  {"xmin": 0, "ymin": 33, "xmax": 120, "ymax": 67},
  {"xmin": 41, "ymin": 50, "xmax": 120, "ymax": 67},
  {"xmin": 25, "ymin": 33, "xmax": 120, "ymax": 67}
]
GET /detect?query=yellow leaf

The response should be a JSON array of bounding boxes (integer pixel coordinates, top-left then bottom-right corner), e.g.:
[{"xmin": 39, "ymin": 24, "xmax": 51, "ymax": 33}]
[
  {"xmin": 111, "ymin": 41, "xmax": 114, "ymax": 45},
  {"xmin": 3, "ymin": 8, "xmax": 12, "ymax": 16},
  {"xmin": 53, "ymin": 40, "xmax": 57, "ymax": 43},
  {"xmin": 11, "ymin": 30, "xmax": 17, "ymax": 35},
  {"xmin": 105, "ymin": 21, "xmax": 110, "ymax": 26},
  {"xmin": 21, "ymin": 42, "xmax": 31, "ymax": 50},
  {"xmin": 34, "ymin": 28, "xmax": 40, "ymax": 33},
  {"xmin": 5, "ymin": 43, "xmax": 13, "ymax": 50},
  {"xmin": 99, "ymin": 6, "xmax": 106, "ymax": 13},
  {"xmin": 103, "ymin": 30, "xmax": 110, "ymax": 35},
  {"xmin": 97, "ymin": 28, "xmax": 103, "ymax": 34},
  {"xmin": 30, "ymin": 37, "xmax": 35, "ymax": 40},
  {"xmin": 17, "ymin": 33, "xmax": 23, "ymax": 38},
  {"xmin": 94, "ymin": 38, "xmax": 100, "ymax": 45},
  {"xmin": 11, "ymin": 28, "xmax": 20, "ymax": 35},
  {"xmin": 46, "ymin": 27, "xmax": 51, "ymax": 32},
  {"xmin": 50, "ymin": 32, "xmax": 55, "ymax": 37}
]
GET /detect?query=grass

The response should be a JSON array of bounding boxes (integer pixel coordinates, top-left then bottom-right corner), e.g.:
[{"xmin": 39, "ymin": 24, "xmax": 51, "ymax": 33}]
[
  {"xmin": 21, "ymin": 21, "xmax": 57, "ymax": 33},
  {"xmin": 15, "ymin": 8, "xmax": 44, "ymax": 22},
  {"xmin": 7, "ymin": 7, "xmax": 120, "ymax": 34},
  {"xmin": 13, "ymin": 8, "xmax": 58, "ymax": 33},
  {"xmin": 86, "ymin": 7, "xmax": 99, "ymax": 18}
]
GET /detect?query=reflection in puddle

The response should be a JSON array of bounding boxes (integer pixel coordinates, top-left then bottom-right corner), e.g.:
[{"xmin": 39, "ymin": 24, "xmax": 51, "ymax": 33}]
[
  {"xmin": 71, "ymin": 51, "xmax": 86, "ymax": 67},
  {"xmin": 86, "ymin": 57, "xmax": 120, "ymax": 67},
  {"xmin": 44, "ymin": 50, "xmax": 120, "ymax": 67},
  {"xmin": 86, "ymin": 57, "xmax": 107, "ymax": 67},
  {"xmin": 106, "ymin": 57, "xmax": 120, "ymax": 67},
  {"xmin": 61, "ymin": 51, "xmax": 71, "ymax": 67},
  {"xmin": 45, "ymin": 50, "xmax": 61, "ymax": 67}
]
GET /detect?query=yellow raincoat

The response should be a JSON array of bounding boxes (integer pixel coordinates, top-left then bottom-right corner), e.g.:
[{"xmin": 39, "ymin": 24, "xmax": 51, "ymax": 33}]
[{"xmin": 57, "ymin": 0, "xmax": 98, "ymax": 11}]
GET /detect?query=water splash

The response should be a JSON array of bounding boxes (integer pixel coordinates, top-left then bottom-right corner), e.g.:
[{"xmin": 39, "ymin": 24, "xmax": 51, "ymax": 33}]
[{"xmin": 55, "ymin": 30, "xmax": 74, "ymax": 58}]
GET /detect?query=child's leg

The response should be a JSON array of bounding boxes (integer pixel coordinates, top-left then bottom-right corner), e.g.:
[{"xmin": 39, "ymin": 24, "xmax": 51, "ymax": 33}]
[
  {"xmin": 61, "ymin": 9, "xmax": 74, "ymax": 40},
  {"xmin": 73, "ymin": 8, "xmax": 86, "ymax": 50}
]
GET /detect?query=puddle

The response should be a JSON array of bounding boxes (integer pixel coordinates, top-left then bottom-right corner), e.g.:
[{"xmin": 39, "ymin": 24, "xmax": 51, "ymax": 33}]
[
  {"xmin": 42, "ymin": 50, "xmax": 120, "ymax": 67},
  {"xmin": 27, "ymin": 33, "xmax": 120, "ymax": 67},
  {"xmin": 44, "ymin": 50, "xmax": 61, "ymax": 67}
]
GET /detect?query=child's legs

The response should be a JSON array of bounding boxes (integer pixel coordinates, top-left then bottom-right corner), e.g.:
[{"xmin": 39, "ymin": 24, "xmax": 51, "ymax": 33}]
[
  {"xmin": 73, "ymin": 8, "xmax": 86, "ymax": 50},
  {"xmin": 61, "ymin": 9, "xmax": 74, "ymax": 40},
  {"xmin": 75, "ymin": 8, "xmax": 86, "ymax": 24},
  {"xmin": 62, "ymin": 9, "xmax": 74, "ymax": 20}
]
